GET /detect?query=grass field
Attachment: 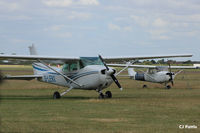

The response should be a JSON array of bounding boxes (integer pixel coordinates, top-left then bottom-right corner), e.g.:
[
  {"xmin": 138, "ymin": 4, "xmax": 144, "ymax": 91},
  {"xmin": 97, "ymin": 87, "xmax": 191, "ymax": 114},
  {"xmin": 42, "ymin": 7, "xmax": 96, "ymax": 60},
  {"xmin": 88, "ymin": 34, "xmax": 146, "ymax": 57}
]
[{"xmin": 0, "ymin": 65, "xmax": 200, "ymax": 133}]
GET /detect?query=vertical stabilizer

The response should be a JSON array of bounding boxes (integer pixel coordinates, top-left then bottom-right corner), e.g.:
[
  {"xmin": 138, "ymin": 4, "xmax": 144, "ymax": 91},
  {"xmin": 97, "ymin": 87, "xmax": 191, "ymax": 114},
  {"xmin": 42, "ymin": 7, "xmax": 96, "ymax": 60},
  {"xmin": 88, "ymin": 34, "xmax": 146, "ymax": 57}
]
[
  {"xmin": 28, "ymin": 44, "xmax": 45, "ymax": 75},
  {"xmin": 29, "ymin": 44, "xmax": 38, "ymax": 55},
  {"xmin": 128, "ymin": 68, "xmax": 137, "ymax": 79}
]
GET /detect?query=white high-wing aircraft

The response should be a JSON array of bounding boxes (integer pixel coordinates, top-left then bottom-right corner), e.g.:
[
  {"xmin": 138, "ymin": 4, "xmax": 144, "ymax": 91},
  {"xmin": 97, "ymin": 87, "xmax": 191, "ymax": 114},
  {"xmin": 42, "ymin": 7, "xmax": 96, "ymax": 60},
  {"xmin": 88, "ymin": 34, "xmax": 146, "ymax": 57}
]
[
  {"xmin": 108, "ymin": 63, "xmax": 199, "ymax": 89},
  {"xmin": 0, "ymin": 45, "xmax": 193, "ymax": 99}
]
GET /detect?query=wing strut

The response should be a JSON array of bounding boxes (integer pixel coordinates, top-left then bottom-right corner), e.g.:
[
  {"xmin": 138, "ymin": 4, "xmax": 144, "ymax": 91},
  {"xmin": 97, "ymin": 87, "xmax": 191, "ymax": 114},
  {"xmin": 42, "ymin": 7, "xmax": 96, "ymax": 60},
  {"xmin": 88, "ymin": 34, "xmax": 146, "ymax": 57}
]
[
  {"xmin": 38, "ymin": 60, "xmax": 82, "ymax": 87},
  {"xmin": 138, "ymin": 69, "xmax": 157, "ymax": 82},
  {"xmin": 61, "ymin": 86, "xmax": 73, "ymax": 96},
  {"xmin": 115, "ymin": 61, "xmax": 137, "ymax": 76}
]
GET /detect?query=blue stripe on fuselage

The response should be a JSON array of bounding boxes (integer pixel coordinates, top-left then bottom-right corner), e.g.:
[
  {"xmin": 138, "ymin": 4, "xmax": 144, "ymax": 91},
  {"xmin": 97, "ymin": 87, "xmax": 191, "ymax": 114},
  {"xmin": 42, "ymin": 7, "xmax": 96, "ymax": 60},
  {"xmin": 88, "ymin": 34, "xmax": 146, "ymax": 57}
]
[
  {"xmin": 32, "ymin": 66, "xmax": 99, "ymax": 81},
  {"xmin": 46, "ymin": 71, "xmax": 98, "ymax": 79},
  {"xmin": 33, "ymin": 65, "xmax": 48, "ymax": 71}
]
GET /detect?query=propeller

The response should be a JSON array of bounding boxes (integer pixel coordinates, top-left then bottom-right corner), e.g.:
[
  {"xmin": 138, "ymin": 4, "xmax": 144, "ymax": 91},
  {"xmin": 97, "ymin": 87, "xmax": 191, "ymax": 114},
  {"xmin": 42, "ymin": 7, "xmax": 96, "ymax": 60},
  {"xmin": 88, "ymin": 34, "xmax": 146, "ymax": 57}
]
[
  {"xmin": 0, "ymin": 70, "xmax": 3, "ymax": 84},
  {"xmin": 99, "ymin": 55, "xmax": 123, "ymax": 91},
  {"xmin": 166, "ymin": 63, "xmax": 174, "ymax": 86}
]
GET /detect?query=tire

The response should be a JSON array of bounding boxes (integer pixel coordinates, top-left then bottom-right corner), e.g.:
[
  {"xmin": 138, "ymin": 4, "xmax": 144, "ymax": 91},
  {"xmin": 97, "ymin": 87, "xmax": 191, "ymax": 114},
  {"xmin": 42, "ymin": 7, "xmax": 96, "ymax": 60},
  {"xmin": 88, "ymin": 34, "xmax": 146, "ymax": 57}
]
[
  {"xmin": 166, "ymin": 85, "xmax": 171, "ymax": 89},
  {"xmin": 53, "ymin": 91, "xmax": 61, "ymax": 99},
  {"xmin": 105, "ymin": 91, "xmax": 112, "ymax": 98},
  {"xmin": 143, "ymin": 85, "xmax": 147, "ymax": 88}
]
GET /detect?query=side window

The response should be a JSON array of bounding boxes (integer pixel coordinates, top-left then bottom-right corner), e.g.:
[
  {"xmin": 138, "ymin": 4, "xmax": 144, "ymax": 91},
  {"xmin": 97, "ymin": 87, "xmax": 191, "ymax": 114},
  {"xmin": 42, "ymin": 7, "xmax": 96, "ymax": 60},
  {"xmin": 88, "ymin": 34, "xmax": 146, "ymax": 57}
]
[
  {"xmin": 62, "ymin": 62, "xmax": 80, "ymax": 73},
  {"xmin": 62, "ymin": 64, "xmax": 69, "ymax": 73}
]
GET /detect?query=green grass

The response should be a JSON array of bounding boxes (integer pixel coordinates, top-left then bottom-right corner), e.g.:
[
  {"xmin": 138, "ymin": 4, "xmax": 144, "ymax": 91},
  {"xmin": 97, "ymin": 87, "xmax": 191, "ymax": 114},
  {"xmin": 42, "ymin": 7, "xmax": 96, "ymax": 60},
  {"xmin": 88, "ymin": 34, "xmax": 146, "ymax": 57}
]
[{"xmin": 0, "ymin": 65, "xmax": 200, "ymax": 133}]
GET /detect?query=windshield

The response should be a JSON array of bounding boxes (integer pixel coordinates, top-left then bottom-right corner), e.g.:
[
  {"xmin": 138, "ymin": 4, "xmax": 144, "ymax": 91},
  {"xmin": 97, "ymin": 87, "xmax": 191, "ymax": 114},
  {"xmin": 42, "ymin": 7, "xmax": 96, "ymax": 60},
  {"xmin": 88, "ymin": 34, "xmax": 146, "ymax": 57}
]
[
  {"xmin": 80, "ymin": 57, "xmax": 103, "ymax": 67},
  {"xmin": 156, "ymin": 66, "xmax": 168, "ymax": 71},
  {"xmin": 148, "ymin": 66, "xmax": 168, "ymax": 74}
]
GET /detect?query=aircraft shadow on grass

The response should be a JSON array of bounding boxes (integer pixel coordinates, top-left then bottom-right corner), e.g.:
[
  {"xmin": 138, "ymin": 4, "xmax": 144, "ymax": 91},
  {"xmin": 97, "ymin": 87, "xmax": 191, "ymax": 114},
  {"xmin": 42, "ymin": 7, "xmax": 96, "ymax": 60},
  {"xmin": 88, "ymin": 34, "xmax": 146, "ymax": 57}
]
[
  {"xmin": 0, "ymin": 95, "xmax": 94, "ymax": 101},
  {"xmin": 0, "ymin": 93, "xmax": 141, "ymax": 100}
]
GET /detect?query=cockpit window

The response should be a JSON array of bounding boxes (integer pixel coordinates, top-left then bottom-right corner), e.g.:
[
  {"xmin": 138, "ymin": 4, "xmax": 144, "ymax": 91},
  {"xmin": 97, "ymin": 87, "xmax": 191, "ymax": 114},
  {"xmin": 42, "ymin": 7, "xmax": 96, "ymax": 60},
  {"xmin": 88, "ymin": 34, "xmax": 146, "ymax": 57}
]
[
  {"xmin": 70, "ymin": 63, "xmax": 77, "ymax": 71},
  {"xmin": 156, "ymin": 66, "xmax": 168, "ymax": 71},
  {"xmin": 148, "ymin": 66, "xmax": 168, "ymax": 74},
  {"xmin": 148, "ymin": 68, "xmax": 157, "ymax": 74},
  {"xmin": 80, "ymin": 57, "xmax": 103, "ymax": 67}
]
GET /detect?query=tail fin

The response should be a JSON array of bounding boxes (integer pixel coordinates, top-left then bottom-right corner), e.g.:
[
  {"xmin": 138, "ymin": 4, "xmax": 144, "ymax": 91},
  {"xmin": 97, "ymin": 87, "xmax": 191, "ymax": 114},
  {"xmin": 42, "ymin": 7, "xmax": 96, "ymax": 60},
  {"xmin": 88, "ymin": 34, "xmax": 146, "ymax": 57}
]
[
  {"xmin": 128, "ymin": 68, "xmax": 136, "ymax": 79},
  {"xmin": 28, "ymin": 44, "xmax": 44, "ymax": 75},
  {"xmin": 29, "ymin": 44, "xmax": 56, "ymax": 75},
  {"xmin": 29, "ymin": 44, "xmax": 37, "ymax": 55}
]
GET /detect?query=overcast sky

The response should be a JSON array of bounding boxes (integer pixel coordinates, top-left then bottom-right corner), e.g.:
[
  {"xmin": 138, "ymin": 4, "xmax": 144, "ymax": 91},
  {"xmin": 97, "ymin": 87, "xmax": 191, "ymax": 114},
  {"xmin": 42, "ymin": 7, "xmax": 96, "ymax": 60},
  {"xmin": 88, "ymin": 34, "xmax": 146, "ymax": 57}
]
[{"xmin": 0, "ymin": 0, "xmax": 200, "ymax": 60}]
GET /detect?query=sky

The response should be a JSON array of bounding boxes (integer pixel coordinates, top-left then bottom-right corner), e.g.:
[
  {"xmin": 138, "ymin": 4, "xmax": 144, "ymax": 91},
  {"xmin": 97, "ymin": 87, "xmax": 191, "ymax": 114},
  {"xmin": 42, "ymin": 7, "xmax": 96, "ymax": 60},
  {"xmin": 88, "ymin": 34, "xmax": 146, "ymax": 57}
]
[{"xmin": 0, "ymin": 0, "xmax": 200, "ymax": 61}]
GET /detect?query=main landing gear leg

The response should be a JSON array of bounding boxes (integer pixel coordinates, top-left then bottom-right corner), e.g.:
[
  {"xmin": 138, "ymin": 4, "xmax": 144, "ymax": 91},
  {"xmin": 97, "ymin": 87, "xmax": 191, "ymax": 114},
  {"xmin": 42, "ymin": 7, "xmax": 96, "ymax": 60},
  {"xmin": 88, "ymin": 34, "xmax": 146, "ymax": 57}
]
[
  {"xmin": 97, "ymin": 89, "xmax": 104, "ymax": 99},
  {"xmin": 53, "ymin": 87, "xmax": 73, "ymax": 99}
]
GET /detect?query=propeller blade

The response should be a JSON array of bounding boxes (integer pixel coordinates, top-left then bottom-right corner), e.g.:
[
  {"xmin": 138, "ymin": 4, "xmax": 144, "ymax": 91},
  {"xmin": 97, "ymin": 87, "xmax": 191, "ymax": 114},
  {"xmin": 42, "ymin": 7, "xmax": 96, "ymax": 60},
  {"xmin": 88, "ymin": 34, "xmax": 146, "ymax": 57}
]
[
  {"xmin": 171, "ymin": 81, "xmax": 174, "ymax": 86},
  {"xmin": 111, "ymin": 74, "xmax": 123, "ymax": 90},
  {"xmin": 168, "ymin": 63, "xmax": 174, "ymax": 85},
  {"xmin": 165, "ymin": 63, "xmax": 175, "ymax": 86},
  {"xmin": 0, "ymin": 70, "xmax": 3, "ymax": 84},
  {"xmin": 99, "ymin": 55, "xmax": 109, "ymax": 70},
  {"xmin": 169, "ymin": 74, "xmax": 173, "ymax": 81},
  {"xmin": 169, "ymin": 63, "xmax": 172, "ymax": 73}
]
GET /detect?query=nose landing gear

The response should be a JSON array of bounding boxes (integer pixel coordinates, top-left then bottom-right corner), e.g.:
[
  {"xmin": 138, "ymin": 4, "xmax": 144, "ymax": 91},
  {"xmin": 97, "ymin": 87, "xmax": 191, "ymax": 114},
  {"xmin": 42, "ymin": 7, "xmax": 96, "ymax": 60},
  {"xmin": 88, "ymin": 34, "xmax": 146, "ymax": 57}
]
[
  {"xmin": 143, "ymin": 85, "xmax": 147, "ymax": 88},
  {"xmin": 105, "ymin": 91, "xmax": 112, "ymax": 98},
  {"xmin": 97, "ymin": 89, "xmax": 112, "ymax": 99},
  {"xmin": 166, "ymin": 85, "xmax": 171, "ymax": 89}
]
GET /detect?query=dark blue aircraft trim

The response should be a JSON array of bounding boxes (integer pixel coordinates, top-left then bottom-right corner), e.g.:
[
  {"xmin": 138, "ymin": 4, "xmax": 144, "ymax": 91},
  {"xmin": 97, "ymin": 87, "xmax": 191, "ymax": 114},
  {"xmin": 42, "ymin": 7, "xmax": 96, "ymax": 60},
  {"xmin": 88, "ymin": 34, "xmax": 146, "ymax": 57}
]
[{"xmin": 135, "ymin": 73, "xmax": 145, "ymax": 81}]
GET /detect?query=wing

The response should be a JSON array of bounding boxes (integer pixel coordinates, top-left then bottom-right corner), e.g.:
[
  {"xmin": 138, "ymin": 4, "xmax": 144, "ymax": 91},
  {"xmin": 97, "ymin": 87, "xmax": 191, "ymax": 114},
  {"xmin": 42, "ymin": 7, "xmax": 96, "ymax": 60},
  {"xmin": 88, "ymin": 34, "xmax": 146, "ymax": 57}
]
[
  {"xmin": 0, "ymin": 54, "xmax": 192, "ymax": 62},
  {"xmin": 108, "ymin": 64, "xmax": 199, "ymax": 69},
  {"xmin": 104, "ymin": 54, "xmax": 192, "ymax": 62},
  {"xmin": 107, "ymin": 64, "xmax": 156, "ymax": 68},
  {"xmin": 170, "ymin": 66, "xmax": 199, "ymax": 69},
  {"xmin": 108, "ymin": 64, "xmax": 157, "ymax": 68},
  {"xmin": 3, "ymin": 75, "xmax": 43, "ymax": 80},
  {"xmin": 0, "ymin": 55, "xmax": 80, "ymax": 63}
]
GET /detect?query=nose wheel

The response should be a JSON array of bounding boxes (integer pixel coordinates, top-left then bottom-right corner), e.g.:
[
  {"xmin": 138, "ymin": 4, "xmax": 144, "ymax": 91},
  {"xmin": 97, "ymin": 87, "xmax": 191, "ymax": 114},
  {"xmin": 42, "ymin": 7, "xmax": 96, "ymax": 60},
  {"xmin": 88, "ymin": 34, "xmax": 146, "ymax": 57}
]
[
  {"xmin": 166, "ymin": 85, "xmax": 171, "ymax": 89},
  {"xmin": 143, "ymin": 85, "xmax": 147, "ymax": 88},
  {"xmin": 97, "ymin": 90, "xmax": 112, "ymax": 99},
  {"xmin": 105, "ymin": 91, "xmax": 112, "ymax": 98}
]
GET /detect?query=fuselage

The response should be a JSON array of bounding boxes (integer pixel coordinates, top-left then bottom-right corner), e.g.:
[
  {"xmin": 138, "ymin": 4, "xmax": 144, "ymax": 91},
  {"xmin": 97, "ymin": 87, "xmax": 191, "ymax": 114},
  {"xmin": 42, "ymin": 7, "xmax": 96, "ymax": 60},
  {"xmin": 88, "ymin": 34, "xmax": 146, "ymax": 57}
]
[
  {"xmin": 144, "ymin": 71, "xmax": 174, "ymax": 83},
  {"xmin": 132, "ymin": 71, "xmax": 174, "ymax": 84},
  {"xmin": 34, "ymin": 63, "xmax": 114, "ymax": 90},
  {"xmin": 128, "ymin": 67, "xmax": 175, "ymax": 84}
]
